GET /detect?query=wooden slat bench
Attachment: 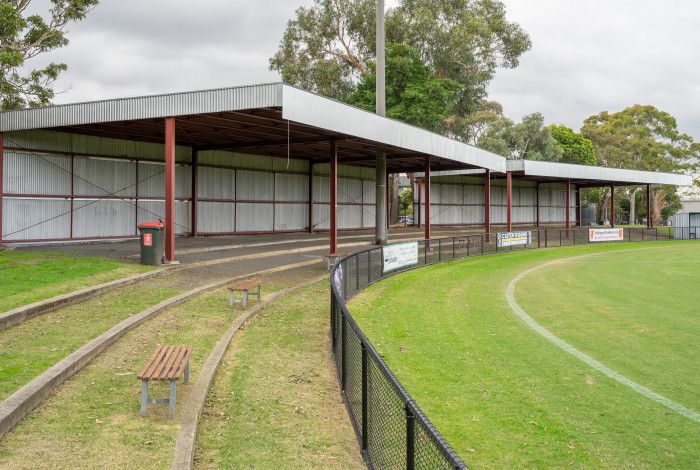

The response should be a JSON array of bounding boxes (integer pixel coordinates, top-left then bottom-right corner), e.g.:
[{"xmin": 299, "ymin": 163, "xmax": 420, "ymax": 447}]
[
  {"xmin": 227, "ymin": 277, "xmax": 262, "ymax": 308},
  {"xmin": 137, "ymin": 344, "xmax": 192, "ymax": 418}
]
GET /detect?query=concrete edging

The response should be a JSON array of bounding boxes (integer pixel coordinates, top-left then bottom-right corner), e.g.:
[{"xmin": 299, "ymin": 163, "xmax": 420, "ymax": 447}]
[
  {"xmin": 171, "ymin": 275, "xmax": 327, "ymax": 470},
  {"xmin": 0, "ymin": 268, "xmax": 167, "ymax": 333},
  {"xmin": 0, "ymin": 259, "xmax": 321, "ymax": 439}
]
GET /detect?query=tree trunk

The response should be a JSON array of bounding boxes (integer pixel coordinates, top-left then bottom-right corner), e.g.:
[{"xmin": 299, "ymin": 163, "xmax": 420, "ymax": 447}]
[
  {"xmin": 628, "ymin": 188, "xmax": 638, "ymax": 225},
  {"xmin": 391, "ymin": 173, "xmax": 400, "ymax": 224}
]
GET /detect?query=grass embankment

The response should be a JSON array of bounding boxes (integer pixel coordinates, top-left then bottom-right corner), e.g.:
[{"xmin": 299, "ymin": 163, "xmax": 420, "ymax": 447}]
[
  {"xmin": 0, "ymin": 268, "xmax": 359, "ymax": 469},
  {"xmin": 195, "ymin": 281, "xmax": 363, "ymax": 469},
  {"xmin": 349, "ymin": 241, "xmax": 700, "ymax": 469},
  {"xmin": 0, "ymin": 250, "xmax": 150, "ymax": 312},
  {"xmin": 0, "ymin": 284, "xmax": 180, "ymax": 402}
]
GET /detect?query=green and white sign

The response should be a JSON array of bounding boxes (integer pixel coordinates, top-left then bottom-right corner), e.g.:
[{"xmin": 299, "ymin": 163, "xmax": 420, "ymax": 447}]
[{"xmin": 383, "ymin": 241, "xmax": 419, "ymax": 273}]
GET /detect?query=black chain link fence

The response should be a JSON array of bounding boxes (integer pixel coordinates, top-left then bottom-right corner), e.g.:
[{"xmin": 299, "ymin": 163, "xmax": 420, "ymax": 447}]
[{"xmin": 330, "ymin": 226, "xmax": 697, "ymax": 469}]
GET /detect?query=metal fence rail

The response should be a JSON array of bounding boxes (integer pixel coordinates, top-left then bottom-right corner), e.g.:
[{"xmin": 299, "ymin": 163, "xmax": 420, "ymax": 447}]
[{"xmin": 330, "ymin": 226, "xmax": 698, "ymax": 469}]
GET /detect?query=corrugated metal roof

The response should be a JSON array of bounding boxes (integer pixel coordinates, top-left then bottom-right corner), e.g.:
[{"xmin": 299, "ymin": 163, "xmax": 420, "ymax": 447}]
[
  {"xmin": 416, "ymin": 161, "xmax": 692, "ymax": 186},
  {"xmin": 0, "ymin": 82, "xmax": 283, "ymax": 132},
  {"xmin": 281, "ymin": 85, "xmax": 506, "ymax": 172},
  {"xmin": 507, "ymin": 159, "xmax": 692, "ymax": 186}
]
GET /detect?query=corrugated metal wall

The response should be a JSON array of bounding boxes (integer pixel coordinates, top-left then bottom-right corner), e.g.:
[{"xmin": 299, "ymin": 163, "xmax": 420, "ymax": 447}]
[
  {"xmin": 1, "ymin": 130, "xmax": 376, "ymax": 242},
  {"xmin": 413, "ymin": 175, "xmax": 578, "ymax": 227}
]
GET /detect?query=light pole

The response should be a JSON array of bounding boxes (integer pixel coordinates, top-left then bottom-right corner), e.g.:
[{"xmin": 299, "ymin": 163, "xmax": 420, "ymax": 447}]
[{"xmin": 374, "ymin": 0, "xmax": 387, "ymax": 245}]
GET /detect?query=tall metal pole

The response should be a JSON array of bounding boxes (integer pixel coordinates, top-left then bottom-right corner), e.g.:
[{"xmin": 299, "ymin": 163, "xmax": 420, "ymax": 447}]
[
  {"xmin": 424, "ymin": 157, "xmax": 431, "ymax": 240},
  {"xmin": 506, "ymin": 171, "xmax": 513, "ymax": 232},
  {"xmin": 484, "ymin": 170, "xmax": 491, "ymax": 238},
  {"xmin": 374, "ymin": 0, "xmax": 387, "ymax": 245},
  {"xmin": 646, "ymin": 184, "xmax": 652, "ymax": 228},
  {"xmin": 0, "ymin": 133, "xmax": 4, "ymax": 244},
  {"xmin": 610, "ymin": 183, "xmax": 616, "ymax": 228}
]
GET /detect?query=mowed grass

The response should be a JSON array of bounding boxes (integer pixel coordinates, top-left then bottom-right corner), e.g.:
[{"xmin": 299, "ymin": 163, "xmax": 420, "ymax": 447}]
[
  {"xmin": 195, "ymin": 281, "xmax": 363, "ymax": 469},
  {"xmin": 0, "ymin": 250, "xmax": 150, "ymax": 312},
  {"xmin": 0, "ymin": 284, "xmax": 180, "ymax": 402},
  {"xmin": 349, "ymin": 241, "xmax": 700, "ymax": 469},
  {"xmin": 515, "ymin": 244, "xmax": 700, "ymax": 411}
]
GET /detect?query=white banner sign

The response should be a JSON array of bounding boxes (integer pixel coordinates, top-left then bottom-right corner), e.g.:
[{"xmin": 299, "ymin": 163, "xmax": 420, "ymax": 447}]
[
  {"xmin": 589, "ymin": 228, "xmax": 624, "ymax": 242},
  {"xmin": 497, "ymin": 231, "xmax": 531, "ymax": 248},
  {"xmin": 383, "ymin": 242, "xmax": 419, "ymax": 273}
]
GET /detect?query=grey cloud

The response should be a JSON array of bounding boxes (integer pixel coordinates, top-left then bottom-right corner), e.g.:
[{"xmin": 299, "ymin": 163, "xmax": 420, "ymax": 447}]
[{"xmin": 30, "ymin": 0, "xmax": 698, "ymax": 138}]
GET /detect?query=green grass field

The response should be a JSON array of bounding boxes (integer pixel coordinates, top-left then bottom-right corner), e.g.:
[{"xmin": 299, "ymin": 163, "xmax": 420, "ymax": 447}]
[
  {"xmin": 0, "ymin": 250, "xmax": 150, "ymax": 312},
  {"xmin": 349, "ymin": 242, "xmax": 700, "ymax": 469}
]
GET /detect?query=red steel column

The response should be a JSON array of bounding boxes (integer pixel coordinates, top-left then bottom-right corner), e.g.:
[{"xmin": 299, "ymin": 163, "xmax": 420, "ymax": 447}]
[
  {"xmin": 484, "ymin": 170, "xmax": 491, "ymax": 237},
  {"xmin": 308, "ymin": 162, "xmax": 314, "ymax": 233},
  {"xmin": 416, "ymin": 177, "xmax": 422, "ymax": 228},
  {"xmin": 506, "ymin": 171, "xmax": 513, "ymax": 232},
  {"xmin": 565, "ymin": 178, "xmax": 571, "ymax": 229},
  {"xmin": 0, "ymin": 133, "xmax": 3, "ymax": 243},
  {"xmin": 164, "ymin": 117, "xmax": 176, "ymax": 262},
  {"xmin": 424, "ymin": 157, "xmax": 431, "ymax": 240},
  {"xmin": 190, "ymin": 149, "xmax": 198, "ymax": 237},
  {"xmin": 610, "ymin": 183, "xmax": 616, "ymax": 228},
  {"xmin": 535, "ymin": 181, "xmax": 540, "ymax": 228},
  {"xmin": 576, "ymin": 185, "xmax": 582, "ymax": 226},
  {"xmin": 329, "ymin": 142, "xmax": 338, "ymax": 254},
  {"xmin": 646, "ymin": 184, "xmax": 652, "ymax": 228}
]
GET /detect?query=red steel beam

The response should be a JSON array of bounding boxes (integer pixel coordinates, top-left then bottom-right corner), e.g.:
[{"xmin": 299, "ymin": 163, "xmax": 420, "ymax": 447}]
[
  {"xmin": 329, "ymin": 141, "xmax": 338, "ymax": 254},
  {"xmin": 0, "ymin": 133, "xmax": 3, "ymax": 243},
  {"xmin": 386, "ymin": 171, "xmax": 390, "ymax": 229},
  {"xmin": 424, "ymin": 157, "xmax": 431, "ymax": 240},
  {"xmin": 416, "ymin": 177, "xmax": 422, "ymax": 228},
  {"xmin": 646, "ymin": 184, "xmax": 652, "ymax": 228},
  {"xmin": 576, "ymin": 185, "xmax": 582, "ymax": 226},
  {"xmin": 308, "ymin": 162, "xmax": 314, "ymax": 233},
  {"xmin": 164, "ymin": 117, "xmax": 176, "ymax": 262},
  {"xmin": 506, "ymin": 171, "xmax": 513, "ymax": 232},
  {"xmin": 610, "ymin": 183, "xmax": 616, "ymax": 228},
  {"xmin": 565, "ymin": 178, "xmax": 571, "ymax": 230},
  {"xmin": 484, "ymin": 170, "xmax": 491, "ymax": 238},
  {"xmin": 535, "ymin": 180, "xmax": 540, "ymax": 227},
  {"xmin": 191, "ymin": 149, "xmax": 198, "ymax": 237}
]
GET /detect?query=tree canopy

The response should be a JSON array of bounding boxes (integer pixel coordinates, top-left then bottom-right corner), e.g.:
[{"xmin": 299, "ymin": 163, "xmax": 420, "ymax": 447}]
[
  {"xmin": 0, "ymin": 0, "xmax": 99, "ymax": 110},
  {"xmin": 270, "ymin": 0, "xmax": 530, "ymax": 139},
  {"xmin": 347, "ymin": 44, "xmax": 460, "ymax": 132},
  {"xmin": 477, "ymin": 112, "xmax": 562, "ymax": 161},
  {"xmin": 549, "ymin": 125, "xmax": 597, "ymax": 165}
]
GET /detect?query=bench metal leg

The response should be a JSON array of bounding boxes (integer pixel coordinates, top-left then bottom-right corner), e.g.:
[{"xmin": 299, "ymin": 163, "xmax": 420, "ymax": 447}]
[
  {"xmin": 184, "ymin": 361, "xmax": 190, "ymax": 384},
  {"xmin": 255, "ymin": 285, "xmax": 261, "ymax": 301},
  {"xmin": 168, "ymin": 380, "xmax": 177, "ymax": 418},
  {"xmin": 140, "ymin": 380, "xmax": 149, "ymax": 416},
  {"xmin": 242, "ymin": 291, "xmax": 249, "ymax": 308}
]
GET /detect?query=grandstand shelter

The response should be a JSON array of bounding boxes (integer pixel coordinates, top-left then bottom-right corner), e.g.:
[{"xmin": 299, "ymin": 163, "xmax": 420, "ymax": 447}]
[{"xmin": 0, "ymin": 82, "xmax": 691, "ymax": 260}]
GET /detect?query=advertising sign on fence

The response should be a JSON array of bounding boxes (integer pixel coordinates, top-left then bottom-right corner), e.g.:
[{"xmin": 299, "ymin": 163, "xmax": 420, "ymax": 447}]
[
  {"xmin": 383, "ymin": 242, "xmax": 419, "ymax": 273},
  {"xmin": 497, "ymin": 231, "xmax": 531, "ymax": 248},
  {"xmin": 589, "ymin": 228, "xmax": 624, "ymax": 242}
]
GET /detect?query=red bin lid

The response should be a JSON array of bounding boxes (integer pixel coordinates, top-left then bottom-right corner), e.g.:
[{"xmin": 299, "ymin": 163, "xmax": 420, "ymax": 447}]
[{"xmin": 138, "ymin": 221, "xmax": 164, "ymax": 228}]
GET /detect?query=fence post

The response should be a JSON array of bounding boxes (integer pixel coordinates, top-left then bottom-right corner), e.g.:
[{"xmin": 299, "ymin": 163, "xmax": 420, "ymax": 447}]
[
  {"xmin": 355, "ymin": 256, "xmax": 360, "ymax": 292},
  {"xmin": 573, "ymin": 229, "xmax": 576, "ymax": 245},
  {"xmin": 481, "ymin": 234, "xmax": 484, "ymax": 255},
  {"xmin": 438, "ymin": 238, "xmax": 442, "ymax": 261},
  {"xmin": 341, "ymin": 315, "xmax": 347, "ymax": 391},
  {"xmin": 331, "ymin": 293, "xmax": 336, "ymax": 350},
  {"xmin": 537, "ymin": 229, "xmax": 541, "ymax": 248},
  {"xmin": 467, "ymin": 236, "xmax": 470, "ymax": 257},
  {"xmin": 656, "ymin": 227, "xmax": 658, "ymax": 241},
  {"xmin": 545, "ymin": 229, "xmax": 548, "ymax": 247},
  {"xmin": 559, "ymin": 230, "xmax": 562, "ymax": 246},
  {"xmin": 361, "ymin": 341, "xmax": 368, "ymax": 453},
  {"xmin": 452, "ymin": 237, "xmax": 456, "ymax": 259},
  {"xmin": 405, "ymin": 404, "xmax": 415, "ymax": 470}
]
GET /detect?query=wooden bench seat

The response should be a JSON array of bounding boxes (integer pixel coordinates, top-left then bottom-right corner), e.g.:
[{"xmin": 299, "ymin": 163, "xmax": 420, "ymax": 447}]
[
  {"xmin": 137, "ymin": 344, "xmax": 192, "ymax": 417},
  {"xmin": 227, "ymin": 277, "xmax": 262, "ymax": 308}
]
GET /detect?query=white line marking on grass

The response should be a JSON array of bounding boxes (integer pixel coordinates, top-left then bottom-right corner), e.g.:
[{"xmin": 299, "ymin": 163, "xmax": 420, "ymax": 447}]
[{"xmin": 505, "ymin": 256, "xmax": 700, "ymax": 424}]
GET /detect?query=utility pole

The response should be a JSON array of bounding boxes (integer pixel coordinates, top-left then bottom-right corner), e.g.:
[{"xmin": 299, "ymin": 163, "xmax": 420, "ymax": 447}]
[{"xmin": 375, "ymin": 0, "xmax": 388, "ymax": 245}]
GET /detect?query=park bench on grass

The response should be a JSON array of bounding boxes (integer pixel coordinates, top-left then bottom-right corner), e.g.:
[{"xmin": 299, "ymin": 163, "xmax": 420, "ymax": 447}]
[
  {"xmin": 227, "ymin": 277, "xmax": 262, "ymax": 308},
  {"xmin": 137, "ymin": 344, "xmax": 191, "ymax": 418}
]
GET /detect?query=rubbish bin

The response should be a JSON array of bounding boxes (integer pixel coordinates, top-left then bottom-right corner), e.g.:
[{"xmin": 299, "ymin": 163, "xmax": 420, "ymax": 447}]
[{"xmin": 137, "ymin": 222, "xmax": 165, "ymax": 266}]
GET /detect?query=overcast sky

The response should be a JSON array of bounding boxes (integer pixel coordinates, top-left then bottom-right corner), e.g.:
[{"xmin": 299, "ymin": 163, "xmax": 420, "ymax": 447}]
[{"xmin": 41, "ymin": 0, "xmax": 700, "ymax": 139}]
